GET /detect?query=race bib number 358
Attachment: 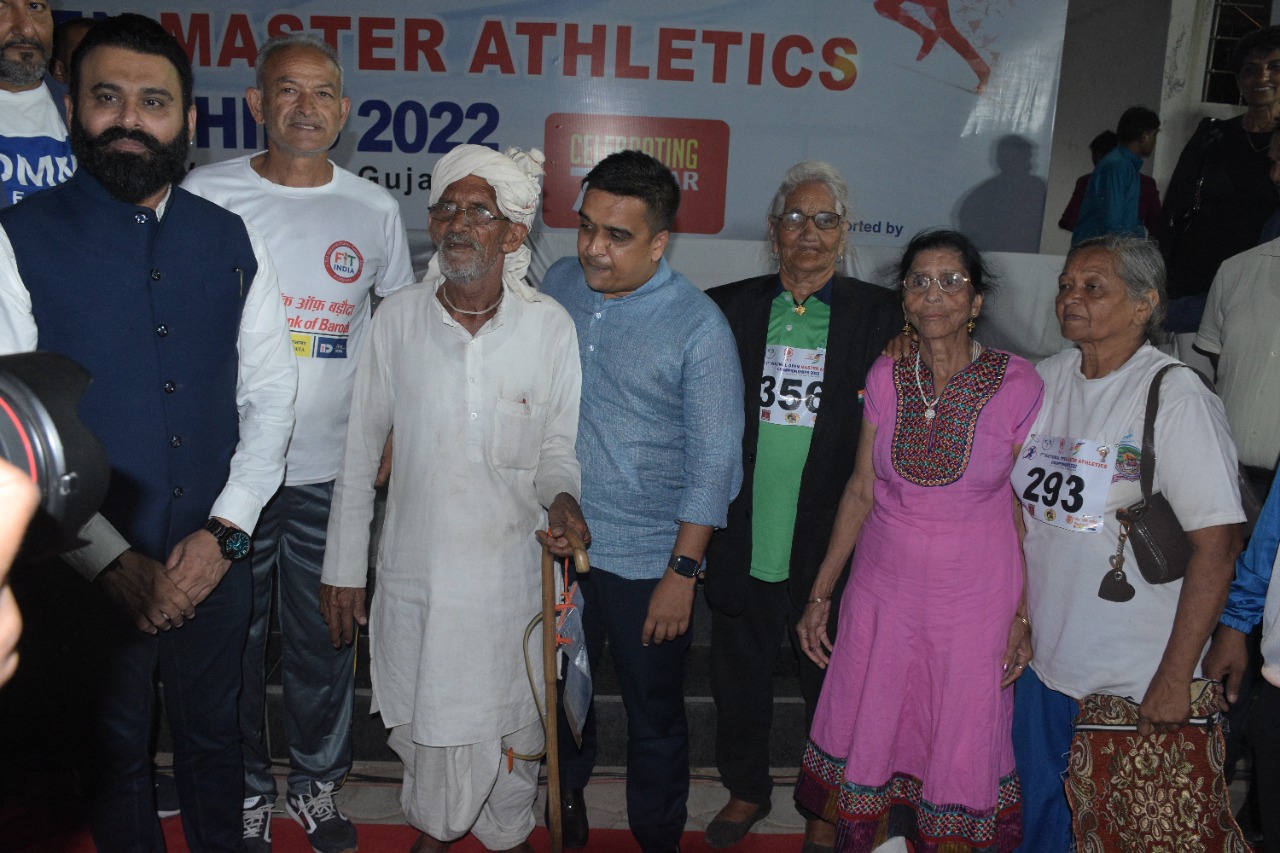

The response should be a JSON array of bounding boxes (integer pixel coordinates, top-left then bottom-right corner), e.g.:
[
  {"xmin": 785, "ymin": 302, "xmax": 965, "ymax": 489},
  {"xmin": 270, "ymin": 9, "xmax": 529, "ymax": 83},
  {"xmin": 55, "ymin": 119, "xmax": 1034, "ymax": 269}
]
[
  {"xmin": 759, "ymin": 345, "xmax": 824, "ymax": 428},
  {"xmin": 1011, "ymin": 434, "xmax": 1113, "ymax": 532}
]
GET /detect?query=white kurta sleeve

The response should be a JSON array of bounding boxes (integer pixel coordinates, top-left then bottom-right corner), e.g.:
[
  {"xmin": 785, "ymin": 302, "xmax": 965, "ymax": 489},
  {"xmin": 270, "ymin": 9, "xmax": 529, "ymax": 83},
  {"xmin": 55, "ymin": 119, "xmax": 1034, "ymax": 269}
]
[
  {"xmin": 322, "ymin": 297, "xmax": 397, "ymax": 588},
  {"xmin": 534, "ymin": 311, "xmax": 582, "ymax": 508}
]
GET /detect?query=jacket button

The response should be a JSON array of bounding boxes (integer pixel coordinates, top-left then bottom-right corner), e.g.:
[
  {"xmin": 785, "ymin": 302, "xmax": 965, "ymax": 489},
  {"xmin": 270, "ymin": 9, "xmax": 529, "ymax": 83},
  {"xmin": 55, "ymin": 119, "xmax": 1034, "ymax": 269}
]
[
  {"xmin": 156, "ymin": 324, "xmax": 168, "ymax": 337},
  {"xmin": 172, "ymin": 486, "xmax": 184, "ymax": 498},
  {"xmin": 170, "ymin": 435, "xmax": 182, "ymax": 447},
  {"xmin": 163, "ymin": 380, "xmax": 176, "ymax": 393},
  {"xmin": 150, "ymin": 269, "xmax": 162, "ymax": 281}
]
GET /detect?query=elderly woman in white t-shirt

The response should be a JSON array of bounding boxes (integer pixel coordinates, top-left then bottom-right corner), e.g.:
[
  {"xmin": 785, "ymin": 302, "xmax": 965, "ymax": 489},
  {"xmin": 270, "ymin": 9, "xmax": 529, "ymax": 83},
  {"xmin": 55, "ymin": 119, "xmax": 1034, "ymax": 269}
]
[{"xmin": 1010, "ymin": 235, "xmax": 1246, "ymax": 851}]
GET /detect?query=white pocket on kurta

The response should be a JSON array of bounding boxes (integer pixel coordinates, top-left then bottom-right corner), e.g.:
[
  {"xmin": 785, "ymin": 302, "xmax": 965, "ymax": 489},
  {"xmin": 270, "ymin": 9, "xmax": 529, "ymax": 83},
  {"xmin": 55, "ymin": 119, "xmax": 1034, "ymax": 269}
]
[{"xmin": 491, "ymin": 396, "xmax": 543, "ymax": 469}]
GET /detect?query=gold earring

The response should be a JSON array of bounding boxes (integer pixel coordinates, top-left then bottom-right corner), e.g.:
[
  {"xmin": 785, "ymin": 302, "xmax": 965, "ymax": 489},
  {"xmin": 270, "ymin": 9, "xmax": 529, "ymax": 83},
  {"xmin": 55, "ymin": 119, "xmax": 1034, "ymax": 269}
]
[
  {"xmin": 902, "ymin": 318, "xmax": 913, "ymax": 335},
  {"xmin": 966, "ymin": 316, "xmax": 977, "ymax": 334}
]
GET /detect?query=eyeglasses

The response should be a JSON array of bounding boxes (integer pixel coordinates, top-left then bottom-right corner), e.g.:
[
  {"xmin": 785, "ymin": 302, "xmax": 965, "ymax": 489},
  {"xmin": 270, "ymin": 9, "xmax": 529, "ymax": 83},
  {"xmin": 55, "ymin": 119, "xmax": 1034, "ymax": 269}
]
[
  {"xmin": 1240, "ymin": 59, "xmax": 1280, "ymax": 78},
  {"xmin": 773, "ymin": 210, "xmax": 844, "ymax": 231},
  {"xmin": 428, "ymin": 202, "xmax": 509, "ymax": 227},
  {"xmin": 903, "ymin": 272, "xmax": 970, "ymax": 293}
]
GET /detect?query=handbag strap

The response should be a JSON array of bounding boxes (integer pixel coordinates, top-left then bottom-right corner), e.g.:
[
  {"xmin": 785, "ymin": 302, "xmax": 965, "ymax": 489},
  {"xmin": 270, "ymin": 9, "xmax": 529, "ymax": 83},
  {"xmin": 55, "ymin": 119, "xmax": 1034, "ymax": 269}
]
[{"xmin": 1139, "ymin": 363, "xmax": 1217, "ymax": 498}]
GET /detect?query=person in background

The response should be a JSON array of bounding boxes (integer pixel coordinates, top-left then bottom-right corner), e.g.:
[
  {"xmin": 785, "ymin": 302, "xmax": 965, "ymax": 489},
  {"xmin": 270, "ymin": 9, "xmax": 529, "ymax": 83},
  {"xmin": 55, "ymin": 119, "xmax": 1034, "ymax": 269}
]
[
  {"xmin": 1205, "ymin": 475, "xmax": 1280, "ymax": 852},
  {"xmin": 701, "ymin": 161, "xmax": 899, "ymax": 849},
  {"xmin": 49, "ymin": 16, "xmax": 93, "ymax": 85},
  {"xmin": 1072, "ymin": 106, "xmax": 1161, "ymax": 244},
  {"xmin": 0, "ymin": 0, "xmax": 74, "ymax": 209},
  {"xmin": 1060, "ymin": 130, "xmax": 1162, "ymax": 235},
  {"xmin": 1159, "ymin": 25, "xmax": 1280, "ymax": 362}
]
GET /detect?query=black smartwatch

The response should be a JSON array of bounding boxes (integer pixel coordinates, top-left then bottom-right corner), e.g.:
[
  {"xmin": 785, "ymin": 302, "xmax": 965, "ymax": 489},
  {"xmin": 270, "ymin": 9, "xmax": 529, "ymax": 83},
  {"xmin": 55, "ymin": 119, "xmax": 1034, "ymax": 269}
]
[
  {"xmin": 204, "ymin": 518, "xmax": 252, "ymax": 561},
  {"xmin": 667, "ymin": 554, "xmax": 703, "ymax": 580}
]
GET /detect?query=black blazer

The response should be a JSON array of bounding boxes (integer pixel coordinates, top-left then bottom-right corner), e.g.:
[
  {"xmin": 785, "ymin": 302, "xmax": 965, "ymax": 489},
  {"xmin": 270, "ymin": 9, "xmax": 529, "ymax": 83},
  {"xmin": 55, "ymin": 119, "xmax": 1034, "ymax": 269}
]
[{"xmin": 703, "ymin": 273, "xmax": 901, "ymax": 615}]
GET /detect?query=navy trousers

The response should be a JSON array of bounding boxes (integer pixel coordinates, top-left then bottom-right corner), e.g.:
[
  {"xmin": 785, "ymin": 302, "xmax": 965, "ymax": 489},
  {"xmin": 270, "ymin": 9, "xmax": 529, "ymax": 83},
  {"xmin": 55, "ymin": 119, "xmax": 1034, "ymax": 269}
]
[
  {"xmin": 90, "ymin": 561, "xmax": 251, "ymax": 853},
  {"xmin": 557, "ymin": 567, "xmax": 692, "ymax": 853}
]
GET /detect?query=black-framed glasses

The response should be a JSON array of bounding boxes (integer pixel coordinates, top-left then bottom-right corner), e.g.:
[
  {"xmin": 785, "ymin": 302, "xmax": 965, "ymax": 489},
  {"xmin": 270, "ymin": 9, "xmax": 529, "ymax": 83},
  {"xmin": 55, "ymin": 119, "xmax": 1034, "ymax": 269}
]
[
  {"xmin": 903, "ymin": 272, "xmax": 970, "ymax": 293},
  {"xmin": 773, "ymin": 210, "xmax": 844, "ymax": 231},
  {"xmin": 428, "ymin": 202, "xmax": 509, "ymax": 226}
]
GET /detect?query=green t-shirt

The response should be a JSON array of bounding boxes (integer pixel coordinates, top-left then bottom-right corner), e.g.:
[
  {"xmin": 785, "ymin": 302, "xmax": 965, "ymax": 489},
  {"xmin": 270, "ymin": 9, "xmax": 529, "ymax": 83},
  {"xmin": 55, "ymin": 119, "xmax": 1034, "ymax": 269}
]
[{"xmin": 750, "ymin": 290, "xmax": 830, "ymax": 582}]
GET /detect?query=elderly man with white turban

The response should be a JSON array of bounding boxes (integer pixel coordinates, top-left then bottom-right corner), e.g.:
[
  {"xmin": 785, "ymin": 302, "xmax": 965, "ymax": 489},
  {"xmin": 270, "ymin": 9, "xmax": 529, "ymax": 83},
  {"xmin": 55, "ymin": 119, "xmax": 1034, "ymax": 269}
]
[{"xmin": 320, "ymin": 144, "xmax": 589, "ymax": 853}]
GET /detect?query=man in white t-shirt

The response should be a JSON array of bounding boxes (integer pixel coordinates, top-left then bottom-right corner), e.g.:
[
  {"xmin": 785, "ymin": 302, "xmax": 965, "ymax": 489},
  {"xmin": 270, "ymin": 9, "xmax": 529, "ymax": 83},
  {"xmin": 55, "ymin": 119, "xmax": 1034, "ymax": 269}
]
[
  {"xmin": 0, "ymin": 0, "xmax": 75, "ymax": 208},
  {"xmin": 183, "ymin": 34, "xmax": 414, "ymax": 853},
  {"xmin": 1194, "ymin": 132, "xmax": 1280, "ymax": 498}
]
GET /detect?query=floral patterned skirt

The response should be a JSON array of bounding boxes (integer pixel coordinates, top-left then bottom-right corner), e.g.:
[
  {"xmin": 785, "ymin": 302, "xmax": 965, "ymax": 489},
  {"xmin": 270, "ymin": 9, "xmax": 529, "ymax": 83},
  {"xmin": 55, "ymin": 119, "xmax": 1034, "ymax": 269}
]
[{"xmin": 1065, "ymin": 681, "xmax": 1247, "ymax": 853}]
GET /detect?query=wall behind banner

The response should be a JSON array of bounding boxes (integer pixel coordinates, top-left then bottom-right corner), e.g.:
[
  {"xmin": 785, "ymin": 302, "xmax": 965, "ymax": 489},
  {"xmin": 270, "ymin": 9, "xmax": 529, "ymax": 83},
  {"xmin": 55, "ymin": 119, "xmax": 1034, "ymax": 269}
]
[{"xmin": 64, "ymin": 1, "xmax": 1068, "ymax": 254}]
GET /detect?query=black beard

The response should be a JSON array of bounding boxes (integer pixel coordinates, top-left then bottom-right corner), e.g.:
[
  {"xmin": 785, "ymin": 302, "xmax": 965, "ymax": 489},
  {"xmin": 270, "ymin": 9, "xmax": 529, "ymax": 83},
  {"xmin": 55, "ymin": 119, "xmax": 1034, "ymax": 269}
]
[{"xmin": 70, "ymin": 119, "xmax": 190, "ymax": 205}]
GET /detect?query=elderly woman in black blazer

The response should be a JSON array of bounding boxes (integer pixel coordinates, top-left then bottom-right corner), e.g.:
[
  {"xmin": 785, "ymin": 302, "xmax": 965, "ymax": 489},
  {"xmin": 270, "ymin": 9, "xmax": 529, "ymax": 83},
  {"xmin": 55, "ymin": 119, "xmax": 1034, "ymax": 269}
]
[{"xmin": 702, "ymin": 161, "xmax": 900, "ymax": 851}]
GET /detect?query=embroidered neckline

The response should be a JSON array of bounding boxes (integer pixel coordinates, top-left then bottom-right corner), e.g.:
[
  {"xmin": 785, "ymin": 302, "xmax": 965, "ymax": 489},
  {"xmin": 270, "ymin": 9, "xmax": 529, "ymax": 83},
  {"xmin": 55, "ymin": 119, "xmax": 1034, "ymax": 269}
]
[{"xmin": 891, "ymin": 346, "xmax": 1010, "ymax": 486}]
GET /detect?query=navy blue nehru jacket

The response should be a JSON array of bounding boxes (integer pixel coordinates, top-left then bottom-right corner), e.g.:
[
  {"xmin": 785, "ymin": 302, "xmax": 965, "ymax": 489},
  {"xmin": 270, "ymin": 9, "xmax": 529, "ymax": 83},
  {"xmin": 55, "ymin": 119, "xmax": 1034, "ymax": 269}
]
[{"xmin": 0, "ymin": 169, "xmax": 257, "ymax": 561}]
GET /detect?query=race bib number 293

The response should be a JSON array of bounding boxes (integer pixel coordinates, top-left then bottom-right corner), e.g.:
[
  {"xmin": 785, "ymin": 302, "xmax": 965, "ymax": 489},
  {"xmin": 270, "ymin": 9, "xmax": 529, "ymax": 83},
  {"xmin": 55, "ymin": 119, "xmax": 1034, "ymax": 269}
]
[{"xmin": 1011, "ymin": 434, "xmax": 1113, "ymax": 532}]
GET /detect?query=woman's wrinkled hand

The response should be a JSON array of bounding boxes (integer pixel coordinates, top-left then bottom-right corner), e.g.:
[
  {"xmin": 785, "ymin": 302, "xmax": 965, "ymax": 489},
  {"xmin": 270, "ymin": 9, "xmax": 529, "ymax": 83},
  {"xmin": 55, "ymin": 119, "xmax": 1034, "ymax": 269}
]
[
  {"xmin": 999, "ymin": 614, "xmax": 1033, "ymax": 689},
  {"xmin": 1138, "ymin": 670, "xmax": 1192, "ymax": 737},
  {"xmin": 797, "ymin": 596, "xmax": 835, "ymax": 669},
  {"xmin": 882, "ymin": 329, "xmax": 916, "ymax": 359}
]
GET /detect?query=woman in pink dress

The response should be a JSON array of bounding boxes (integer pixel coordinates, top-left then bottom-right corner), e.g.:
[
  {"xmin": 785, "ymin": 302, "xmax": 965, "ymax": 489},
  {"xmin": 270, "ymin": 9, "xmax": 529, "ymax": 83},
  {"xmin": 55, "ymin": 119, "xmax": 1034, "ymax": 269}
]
[{"xmin": 795, "ymin": 229, "xmax": 1042, "ymax": 852}]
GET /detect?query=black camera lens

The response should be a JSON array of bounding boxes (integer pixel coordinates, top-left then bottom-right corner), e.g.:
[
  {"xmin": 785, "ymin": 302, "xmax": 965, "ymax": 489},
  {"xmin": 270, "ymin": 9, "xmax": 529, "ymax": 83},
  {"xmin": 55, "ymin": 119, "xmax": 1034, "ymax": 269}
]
[{"xmin": 0, "ymin": 352, "xmax": 109, "ymax": 554}]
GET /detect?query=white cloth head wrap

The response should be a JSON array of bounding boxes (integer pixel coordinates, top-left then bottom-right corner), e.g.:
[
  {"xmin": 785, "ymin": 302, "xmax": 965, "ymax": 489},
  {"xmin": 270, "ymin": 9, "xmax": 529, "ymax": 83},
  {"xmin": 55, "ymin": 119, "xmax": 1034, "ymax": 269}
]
[{"xmin": 422, "ymin": 144, "xmax": 545, "ymax": 302}]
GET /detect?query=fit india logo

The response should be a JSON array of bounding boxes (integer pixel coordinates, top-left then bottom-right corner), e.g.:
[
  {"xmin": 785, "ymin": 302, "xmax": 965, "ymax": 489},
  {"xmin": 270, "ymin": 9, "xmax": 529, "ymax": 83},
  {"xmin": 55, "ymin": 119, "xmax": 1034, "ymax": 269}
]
[{"xmin": 325, "ymin": 241, "xmax": 364, "ymax": 284}]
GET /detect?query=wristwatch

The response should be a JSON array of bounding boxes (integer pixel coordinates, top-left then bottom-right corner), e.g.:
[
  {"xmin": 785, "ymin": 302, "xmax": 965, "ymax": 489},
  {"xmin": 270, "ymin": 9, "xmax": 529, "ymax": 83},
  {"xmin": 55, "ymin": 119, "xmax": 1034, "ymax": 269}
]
[
  {"xmin": 204, "ymin": 518, "xmax": 252, "ymax": 561},
  {"xmin": 667, "ymin": 554, "xmax": 703, "ymax": 580}
]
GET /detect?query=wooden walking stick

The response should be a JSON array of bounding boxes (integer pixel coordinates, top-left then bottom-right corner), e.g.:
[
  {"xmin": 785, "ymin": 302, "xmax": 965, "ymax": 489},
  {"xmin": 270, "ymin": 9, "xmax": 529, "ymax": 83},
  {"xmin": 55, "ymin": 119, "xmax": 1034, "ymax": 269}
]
[{"xmin": 542, "ymin": 530, "xmax": 589, "ymax": 853}]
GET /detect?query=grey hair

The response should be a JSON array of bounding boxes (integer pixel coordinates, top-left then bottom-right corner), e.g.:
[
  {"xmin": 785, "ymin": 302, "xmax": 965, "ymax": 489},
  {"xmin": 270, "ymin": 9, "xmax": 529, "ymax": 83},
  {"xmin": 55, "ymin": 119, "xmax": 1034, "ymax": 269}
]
[
  {"xmin": 255, "ymin": 34, "xmax": 343, "ymax": 93},
  {"xmin": 1067, "ymin": 235, "xmax": 1168, "ymax": 343},
  {"xmin": 767, "ymin": 160, "xmax": 851, "ymax": 218}
]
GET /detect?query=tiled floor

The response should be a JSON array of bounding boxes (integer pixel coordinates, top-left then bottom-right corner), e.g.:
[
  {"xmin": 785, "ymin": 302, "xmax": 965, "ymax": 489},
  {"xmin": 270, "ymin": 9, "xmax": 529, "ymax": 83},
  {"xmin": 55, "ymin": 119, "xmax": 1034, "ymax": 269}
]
[
  {"xmin": 255, "ymin": 761, "xmax": 806, "ymax": 835},
  {"xmin": 264, "ymin": 758, "xmax": 1253, "ymax": 839}
]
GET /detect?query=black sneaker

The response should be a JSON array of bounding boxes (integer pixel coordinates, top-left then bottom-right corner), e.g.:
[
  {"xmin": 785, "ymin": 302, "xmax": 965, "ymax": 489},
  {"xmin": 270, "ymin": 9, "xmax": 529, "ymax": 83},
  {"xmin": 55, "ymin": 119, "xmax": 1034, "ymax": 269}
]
[
  {"xmin": 242, "ymin": 795, "xmax": 274, "ymax": 853},
  {"xmin": 285, "ymin": 781, "xmax": 358, "ymax": 853}
]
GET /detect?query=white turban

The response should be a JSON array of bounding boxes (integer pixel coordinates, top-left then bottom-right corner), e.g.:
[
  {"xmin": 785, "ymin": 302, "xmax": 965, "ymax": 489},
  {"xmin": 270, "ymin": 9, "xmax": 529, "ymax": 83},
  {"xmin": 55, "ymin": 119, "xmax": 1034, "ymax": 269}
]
[{"xmin": 422, "ymin": 144, "xmax": 545, "ymax": 302}]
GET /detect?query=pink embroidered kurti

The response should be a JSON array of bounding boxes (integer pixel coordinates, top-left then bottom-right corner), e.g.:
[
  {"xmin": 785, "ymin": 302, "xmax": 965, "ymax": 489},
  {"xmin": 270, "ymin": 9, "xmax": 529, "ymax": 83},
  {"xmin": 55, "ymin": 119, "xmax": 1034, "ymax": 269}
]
[{"xmin": 796, "ymin": 349, "xmax": 1042, "ymax": 852}]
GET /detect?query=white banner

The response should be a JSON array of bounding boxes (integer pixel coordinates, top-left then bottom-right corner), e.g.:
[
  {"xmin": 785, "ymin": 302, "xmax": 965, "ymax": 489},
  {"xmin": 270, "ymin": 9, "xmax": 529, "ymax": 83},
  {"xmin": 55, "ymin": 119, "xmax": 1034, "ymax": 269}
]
[{"xmin": 64, "ymin": 1, "xmax": 1067, "ymax": 252}]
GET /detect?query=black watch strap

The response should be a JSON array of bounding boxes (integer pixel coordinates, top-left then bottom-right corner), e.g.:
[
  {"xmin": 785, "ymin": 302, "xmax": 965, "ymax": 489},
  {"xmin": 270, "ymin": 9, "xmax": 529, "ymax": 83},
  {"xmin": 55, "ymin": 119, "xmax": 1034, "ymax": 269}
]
[
  {"xmin": 204, "ymin": 518, "xmax": 252, "ymax": 561},
  {"xmin": 667, "ymin": 554, "xmax": 702, "ymax": 579}
]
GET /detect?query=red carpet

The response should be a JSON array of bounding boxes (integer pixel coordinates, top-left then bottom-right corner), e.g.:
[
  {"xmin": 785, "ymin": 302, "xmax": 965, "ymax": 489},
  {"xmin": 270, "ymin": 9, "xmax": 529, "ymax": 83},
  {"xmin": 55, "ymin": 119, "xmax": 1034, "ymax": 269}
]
[{"xmin": 9, "ymin": 815, "xmax": 805, "ymax": 852}]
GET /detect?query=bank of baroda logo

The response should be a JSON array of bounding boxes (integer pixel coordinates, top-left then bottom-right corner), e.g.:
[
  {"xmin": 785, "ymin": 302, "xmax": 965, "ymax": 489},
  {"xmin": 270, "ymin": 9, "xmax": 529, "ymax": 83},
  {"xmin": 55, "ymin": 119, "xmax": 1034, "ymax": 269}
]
[{"xmin": 325, "ymin": 241, "xmax": 364, "ymax": 283}]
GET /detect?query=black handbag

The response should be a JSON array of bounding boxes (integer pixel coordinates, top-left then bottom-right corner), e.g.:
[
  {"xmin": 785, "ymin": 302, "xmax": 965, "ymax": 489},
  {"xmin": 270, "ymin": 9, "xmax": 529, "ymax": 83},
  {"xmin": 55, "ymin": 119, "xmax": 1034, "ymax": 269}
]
[
  {"xmin": 1156, "ymin": 118, "xmax": 1224, "ymax": 266},
  {"xmin": 1115, "ymin": 364, "xmax": 1260, "ymax": 585}
]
